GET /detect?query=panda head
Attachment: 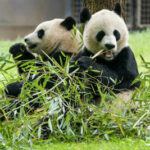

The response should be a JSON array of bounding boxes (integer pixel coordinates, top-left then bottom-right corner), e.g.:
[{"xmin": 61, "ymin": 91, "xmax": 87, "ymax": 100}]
[
  {"xmin": 80, "ymin": 3, "xmax": 129, "ymax": 61},
  {"xmin": 24, "ymin": 17, "xmax": 81, "ymax": 57}
]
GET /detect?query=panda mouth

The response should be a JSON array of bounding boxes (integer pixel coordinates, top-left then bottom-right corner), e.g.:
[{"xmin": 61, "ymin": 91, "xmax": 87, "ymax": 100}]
[
  {"xmin": 104, "ymin": 51, "xmax": 113, "ymax": 59},
  {"xmin": 28, "ymin": 44, "xmax": 37, "ymax": 49}
]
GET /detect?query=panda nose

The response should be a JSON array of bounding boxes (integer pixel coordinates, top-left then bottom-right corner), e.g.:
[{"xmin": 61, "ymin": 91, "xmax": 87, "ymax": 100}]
[
  {"xmin": 105, "ymin": 44, "xmax": 115, "ymax": 50},
  {"xmin": 24, "ymin": 38, "xmax": 29, "ymax": 43}
]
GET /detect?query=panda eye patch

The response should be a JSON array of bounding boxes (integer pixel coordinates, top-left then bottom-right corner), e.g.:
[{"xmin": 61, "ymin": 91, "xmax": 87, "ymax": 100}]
[
  {"xmin": 113, "ymin": 30, "xmax": 120, "ymax": 41},
  {"xmin": 96, "ymin": 31, "xmax": 105, "ymax": 41},
  {"xmin": 37, "ymin": 29, "xmax": 45, "ymax": 39}
]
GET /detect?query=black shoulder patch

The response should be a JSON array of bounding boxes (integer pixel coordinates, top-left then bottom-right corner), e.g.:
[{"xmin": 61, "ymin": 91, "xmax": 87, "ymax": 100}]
[
  {"xmin": 114, "ymin": 3, "xmax": 121, "ymax": 16},
  {"xmin": 80, "ymin": 7, "xmax": 91, "ymax": 23},
  {"xmin": 60, "ymin": 16, "xmax": 76, "ymax": 30}
]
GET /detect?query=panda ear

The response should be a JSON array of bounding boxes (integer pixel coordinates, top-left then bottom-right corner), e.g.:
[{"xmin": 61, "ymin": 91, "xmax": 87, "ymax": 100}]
[
  {"xmin": 80, "ymin": 7, "xmax": 91, "ymax": 23},
  {"xmin": 60, "ymin": 16, "xmax": 76, "ymax": 30},
  {"xmin": 114, "ymin": 3, "xmax": 121, "ymax": 16}
]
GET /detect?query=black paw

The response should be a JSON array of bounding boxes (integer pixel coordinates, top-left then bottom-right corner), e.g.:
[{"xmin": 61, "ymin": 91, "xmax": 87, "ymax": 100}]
[
  {"xmin": 78, "ymin": 56, "xmax": 93, "ymax": 69},
  {"xmin": 9, "ymin": 43, "xmax": 27, "ymax": 56},
  {"xmin": 5, "ymin": 81, "xmax": 23, "ymax": 97},
  {"xmin": 9, "ymin": 43, "xmax": 35, "ymax": 60}
]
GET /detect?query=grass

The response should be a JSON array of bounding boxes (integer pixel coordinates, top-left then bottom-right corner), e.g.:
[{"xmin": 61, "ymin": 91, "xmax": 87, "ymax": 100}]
[
  {"xmin": 129, "ymin": 30, "xmax": 150, "ymax": 71},
  {"xmin": 33, "ymin": 139, "xmax": 150, "ymax": 150},
  {"xmin": 0, "ymin": 30, "xmax": 150, "ymax": 149},
  {"xmin": 0, "ymin": 39, "xmax": 22, "ymax": 88}
]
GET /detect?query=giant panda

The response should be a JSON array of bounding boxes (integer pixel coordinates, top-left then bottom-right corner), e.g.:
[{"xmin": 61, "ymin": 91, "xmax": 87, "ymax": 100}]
[
  {"xmin": 1, "ymin": 16, "xmax": 82, "ymax": 121},
  {"xmin": 71, "ymin": 3, "xmax": 140, "ymax": 105},
  {"xmin": 5, "ymin": 16, "xmax": 82, "ymax": 97}
]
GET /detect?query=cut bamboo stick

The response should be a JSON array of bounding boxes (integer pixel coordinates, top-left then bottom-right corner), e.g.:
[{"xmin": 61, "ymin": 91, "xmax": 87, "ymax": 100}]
[{"xmin": 91, "ymin": 49, "xmax": 104, "ymax": 59}]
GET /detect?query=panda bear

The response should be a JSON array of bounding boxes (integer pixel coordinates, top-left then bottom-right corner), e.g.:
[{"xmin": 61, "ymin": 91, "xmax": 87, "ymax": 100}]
[
  {"xmin": 5, "ymin": 16, "xmax": 81, "ymax": 97},
  {"xmin": 71, "ymin": 3, "xmax": 140, "ymax": 97}
]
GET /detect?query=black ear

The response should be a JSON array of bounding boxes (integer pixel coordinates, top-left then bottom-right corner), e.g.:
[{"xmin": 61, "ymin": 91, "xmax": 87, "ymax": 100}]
[
  {"xmin": 114, "ymin": 3, "xmax": 121, "ymax": 16},
  {"xmin": 60, "ymin": 16, "xmax": 76, "ymax": 30},
  {"xmin": 80, "ymin": 7, "xmax": 91, "ymax": 23}
]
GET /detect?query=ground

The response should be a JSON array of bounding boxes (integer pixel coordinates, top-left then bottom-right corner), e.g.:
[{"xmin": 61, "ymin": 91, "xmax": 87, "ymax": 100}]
[{"xmin": 0, "ymin": 30, "xmax": 150, "ymax": 149}]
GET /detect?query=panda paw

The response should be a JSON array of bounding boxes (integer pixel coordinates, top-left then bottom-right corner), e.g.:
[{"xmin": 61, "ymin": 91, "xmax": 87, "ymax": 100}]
[
  {"xmin": 9, "ymin": 43, "xmax": 35, "ymax": 60},
  {"xmin": 4, "ymin": 81, "xmax": 23, "ymax": 97},
  {"xmin": 78, "ymin": 56, "xmax": 93, "ymax": 69},
  {"xmin": 9, "ymin": 43, "xmax": 27, "ymax": 56}
]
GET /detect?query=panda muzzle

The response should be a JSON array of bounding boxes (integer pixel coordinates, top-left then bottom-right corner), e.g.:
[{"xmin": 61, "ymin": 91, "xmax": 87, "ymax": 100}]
[{"xmin": 29, "ymin": 44, "xmax": 37, "ymax": 49}]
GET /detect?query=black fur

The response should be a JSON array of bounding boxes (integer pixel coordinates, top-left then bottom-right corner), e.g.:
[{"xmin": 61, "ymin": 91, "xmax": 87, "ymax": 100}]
[
  {"xmin": 114, "ymin": 3, "xmax": 122, "ymax": 16},
  {"xmin": 105, "ymin": 44, "xmax": 115, "ymax": 50},
  {"xmin": 113, "ymin": 30, "xmax": 120, "ymax": 41},
  {"xmin": 9, "ymin": 43, "xmax": 35, "ymax": 60},
  {"xmin": 5, "ymin": 81, "xmax": 23, "ymax": 97},
  {"xmin": 51, "ymin": 50, "xmax": 74, "ymax": 65},
  {"xmin": 9, "ymin": 43, "xmax": 35, "ymax": 74},
  {"xmin": 80, "ymin": 7, "xmax": 91, "ymax": 23},
  {"xmin": 37, "ymin": 29, "xmax": 45, "ymax": 39},
  {"xmin": 71, "ymin": 46, "xmax": 140, "ymax": 93},
  {"xmin": 96, "ymin": 31, "xmax": 105, "ymax": 42},
  {"xmin": 60, "ymin": 17, "xmax": 76, "ymax": 30}
]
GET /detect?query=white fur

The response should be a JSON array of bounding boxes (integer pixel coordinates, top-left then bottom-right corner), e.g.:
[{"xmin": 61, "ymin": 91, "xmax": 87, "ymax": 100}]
[
  {"xmin": 94, "ymin": 91, "xmax": 138, "ymax": 111},
  {"xmin": 24, "ymin": 19, "xmax": 81, "ymax": 57},
  {"xmin": 114, "ymin": 90, "xmax": 138, "ymax": 110},
  {"xmin": 83, "ymin": 9, "xmax": 129, "ymax": 60}
]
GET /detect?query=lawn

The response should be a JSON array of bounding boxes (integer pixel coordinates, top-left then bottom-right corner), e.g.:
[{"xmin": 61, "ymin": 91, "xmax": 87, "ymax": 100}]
[
  {"xmin": 33, "ymin": 139, "xmax": 150, "ymax": 150},
  {"xmin": 129, "ymin": 30, "xmax": 150, "ymax": 71},
  {"xmin": 0, "ymin": 30, "xmax": 150, "ymax": 149}
]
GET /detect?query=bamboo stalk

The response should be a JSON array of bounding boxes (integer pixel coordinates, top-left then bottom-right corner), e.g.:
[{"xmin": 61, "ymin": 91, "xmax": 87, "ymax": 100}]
[{"xmin": 91, "ymin": 49, "xmax": 104, "ymax": 59}]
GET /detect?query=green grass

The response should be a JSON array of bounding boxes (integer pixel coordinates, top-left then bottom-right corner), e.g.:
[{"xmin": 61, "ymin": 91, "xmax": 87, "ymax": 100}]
[
  {"xmin": 129, "ymin": 29, "xmax": 150, "ymax": 71},
  {"xmin": 1, "ymin": 138, "xmax": 149, "ymax": 149},
  {"xmin": 0, "ymin": 31, "xmax": 150, "ymax": 149},
  {"xmin": 33, "ymin": 139, "xmax": 150, "ymax": 150}
]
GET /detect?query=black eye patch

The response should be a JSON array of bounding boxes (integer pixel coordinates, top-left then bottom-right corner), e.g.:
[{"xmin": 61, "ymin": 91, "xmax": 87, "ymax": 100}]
[
  {"xmin": 37, "ymin": 29, "xmax": 45, "ymax": 39},
  {"xmin": 96, "ymin": 31, "xmax": 105, "ymax": 41},
  {"xmin": 113, "ymin": 30, "xmax": 120, "ymax": 41}
]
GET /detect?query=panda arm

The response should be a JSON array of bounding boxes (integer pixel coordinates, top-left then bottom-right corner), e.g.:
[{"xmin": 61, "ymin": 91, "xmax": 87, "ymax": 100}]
[
  {"xmin": 114, "ymin": 47, "xmax": 141, "ymax": 90},
  {"xmin": 9, "ymin": 43, "xmax": 35, "ymax": 61},
  {"xmin": 9, "ymin": 43, "xmax": 36, "ymax": 74},
  {"xmin": 69, "ymin": 48, "xmax": 92, "ymax": 73},
  {"xmin": 87, "ymin": 61, "xmax": 119, "ymax": 87}
]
